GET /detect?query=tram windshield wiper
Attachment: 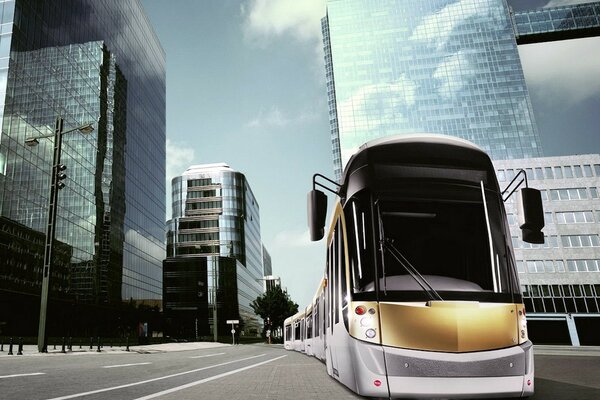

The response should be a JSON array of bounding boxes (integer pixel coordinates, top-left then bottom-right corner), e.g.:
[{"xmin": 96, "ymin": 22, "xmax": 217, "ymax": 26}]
[
  {"xmin": 381, "ymin": 238, "xmax": 444, "ymax": 302},
  {"xmin": 376, "ymin": 199, "xmax": 443, "ymax": 302}
]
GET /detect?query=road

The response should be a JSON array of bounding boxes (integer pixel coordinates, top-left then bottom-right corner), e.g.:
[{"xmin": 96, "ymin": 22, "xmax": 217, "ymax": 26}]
[{"xmin": 0, "ymin": 343, "xmax": 598, "ymax": 400}]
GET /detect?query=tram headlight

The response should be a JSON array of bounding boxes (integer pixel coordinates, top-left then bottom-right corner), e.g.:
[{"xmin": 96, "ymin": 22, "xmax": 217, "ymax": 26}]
[
  {"xmin": 365, "ymin": 329, "xmax": 376, "ymax": 339},
  {"xmin": 360, "ymin": 317, "xmax": 372, "ymax": 327}
]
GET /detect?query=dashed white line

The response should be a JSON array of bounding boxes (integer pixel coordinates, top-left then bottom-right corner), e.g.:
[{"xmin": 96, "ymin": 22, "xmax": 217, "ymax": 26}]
[
  {"xmin": 189, "ymin": 352, "xmax": 225, "ymax": 359},
  {"xmin": 44, "ymin": 354, "xmax": 267, "ymax": 400},
  {"xmin": 102, "ymin": 362, "xmax": 152, "ymax": 369},
  {"xmin": 0, "ymin": 372, "xmax": 46, "ymax": 379},
  {"xmin": 133, "ymin": 355, "xmax": 287, "ymax": 400}
]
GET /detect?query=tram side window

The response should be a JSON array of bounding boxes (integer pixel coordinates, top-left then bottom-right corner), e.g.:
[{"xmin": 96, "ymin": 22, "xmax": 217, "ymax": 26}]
[
  {"xmin": 339, "ymin": 222, "xmax": 348, "ymax": 328},
  {"xmin": 314, "ymin": 299, "xmax": 320, "ymax": 337},
  {"xmin": 294, "ymin": 321, "xmax": 300, "ymax": 340},
  {"xmin": 334, "ymin": 219, "xmax": 340, "ymax": 325},
  {"xmin": 285, "ymin": 324, "xmax": 291, "ymax": 341},
  {"xmin": 345, "ymin": 194, "xmax": 376, "ymax": 294},
  {"xmin": 324, "ymin": 241, "xmax": 333, "ymax": 329},
  {"xmin": 306, "ymin": 312, "xmax": 313, "ymax": 339}
]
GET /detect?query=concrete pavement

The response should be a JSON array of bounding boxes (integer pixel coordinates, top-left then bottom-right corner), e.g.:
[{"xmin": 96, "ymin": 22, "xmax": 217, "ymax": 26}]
[{"xmin": 0, "ymin": 341, "xmax": 231, "ymax": 357}]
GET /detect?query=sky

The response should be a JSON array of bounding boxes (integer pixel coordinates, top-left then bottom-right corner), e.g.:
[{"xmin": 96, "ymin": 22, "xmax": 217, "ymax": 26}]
[{"xmin": 141, "ymin": 0, "xmax": 600, "ymax": 308}]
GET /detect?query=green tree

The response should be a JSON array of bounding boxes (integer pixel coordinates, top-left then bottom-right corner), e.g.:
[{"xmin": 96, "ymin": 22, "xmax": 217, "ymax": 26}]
[{"xmin": 250, "ymin": 285, "xmax": 298, "ymax": 339}]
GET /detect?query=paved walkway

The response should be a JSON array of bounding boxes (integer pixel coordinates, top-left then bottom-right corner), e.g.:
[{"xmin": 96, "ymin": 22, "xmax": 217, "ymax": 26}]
[{"xmin": 0, "ymin": 341, "xmax": 230, "ymax": 357}]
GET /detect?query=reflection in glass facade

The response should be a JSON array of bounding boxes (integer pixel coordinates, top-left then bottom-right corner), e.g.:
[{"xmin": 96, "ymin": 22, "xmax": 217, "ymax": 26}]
[
  {"xmin": 513, "ymin": 2, "xmax": 600, "ymax": 44},
  {"xmin": 165, "ymin": 164, "xmax": 265, "ymax": 337},
  {"xmin": 323, "ymin": 0, "xmax": 543, "ymax": 180},
  {"xmin": 0, "ymin": 0, "xmax": 165, "ymax": 336}
]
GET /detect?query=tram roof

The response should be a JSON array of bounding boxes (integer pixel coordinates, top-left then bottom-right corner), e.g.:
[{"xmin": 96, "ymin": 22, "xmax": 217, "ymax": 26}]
[{"xmin": 339, "ymin": 134, "xmax": 496, "ymax": 200}]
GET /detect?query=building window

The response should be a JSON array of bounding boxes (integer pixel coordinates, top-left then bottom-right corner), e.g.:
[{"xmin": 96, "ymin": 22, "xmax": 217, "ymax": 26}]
[
  {"xmin": 583, "ymin": 164, "xmax": 593, "ymax": 177},
  {"xmin": 555, "ymin": 211, "xmax": 594, "ymax": 224},
  {"xmin": 554, "ymin": 166, "xmax": 563, "ymax": 179},
  {"xmin": 561, "ymin": 235, "xmax": 600, "ymax": 248},
  {"xmin": 549, "ymin": 188, "xmax": 588, "ymax": 200}
]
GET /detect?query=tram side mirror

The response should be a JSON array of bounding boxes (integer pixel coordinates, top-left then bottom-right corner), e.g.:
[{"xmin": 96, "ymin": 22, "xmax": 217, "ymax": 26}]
[
  {"xmin": 518, "ymin": 188, "xmax": 544, "ymax": 244},
  {"xmin": 308, "ymin": 189, "xmax": 327, "ymax": 241}
]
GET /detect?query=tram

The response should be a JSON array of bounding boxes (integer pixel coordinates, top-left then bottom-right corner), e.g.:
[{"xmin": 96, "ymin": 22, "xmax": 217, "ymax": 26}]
[{"xmin": 284, "ymin": 134, "xmax": 544, "ymax": 399}]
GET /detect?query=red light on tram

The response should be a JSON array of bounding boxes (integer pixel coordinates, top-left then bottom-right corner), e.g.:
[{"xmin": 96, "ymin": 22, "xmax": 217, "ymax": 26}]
[
  {"xmin": 527, "ymin": 379, "xmax": 532, "ymax": 386},
  {"xmin": 374, "ymin": 379, "xmax": 382, "ymax": 387},
  {"xmin": 355, "ymin": 306, "xmax": 366, "ymax": 315}
]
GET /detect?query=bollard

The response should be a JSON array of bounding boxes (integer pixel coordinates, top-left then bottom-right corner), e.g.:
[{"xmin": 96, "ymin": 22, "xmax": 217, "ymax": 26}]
[
  {"xmin": 17, "ymin": 337, "xmax": 23, "ymax": 355},
  {"xmin": 97, "ymin": 336, "xmax": 101, "ymax": 352},
  {"xmin": 53, "ymin": 342, "xmax": 56, "ymax": 350},
  {"xmin": 126, "ymin": 335, "xmax": 129, "ymax": 352},
  {"xmin": 68, "ymin": 337, "xmax": 72, "ymax": 351},
  {"xmin": 8, "ymin": 337, "xmax": 13, "ymax": 355},
  {"xmin": 61, "ymin": 337, "xmax": 66, "ymax": 353},
  {"xmin": 79, "ymin": 338, "xmax": 82, "ymax": 350},
  {"xmin": 1, "ymin": 339, "xmax": 3, "ymax": 352},
  {"xmin": 90, "ymin": 336, "xmax": 93, "ymax": 350}
]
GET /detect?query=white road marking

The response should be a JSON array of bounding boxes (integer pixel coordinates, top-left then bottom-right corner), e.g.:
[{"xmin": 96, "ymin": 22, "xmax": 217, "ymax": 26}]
[
  {"xmin": 44, "ymin": 354, "xmax": 267, "ymax": 400},
  {"xmin": 0, "ymin": 372, "xmax": 46, "ymax": 379},
  {"xmin": 102, "ymin": 362, "xmax": 152, "ymax": 369},
  {"xmin": 189, "ymin": 352, "xmax": 225, "ymax": 359},
  {"xmin": 133, "ymin": 355, "xmax": 287, "ymax": 400}
]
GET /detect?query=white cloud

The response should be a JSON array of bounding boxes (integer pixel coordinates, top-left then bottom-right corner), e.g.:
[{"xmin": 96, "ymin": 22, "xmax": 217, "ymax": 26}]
[
  {"xmin": 241, "ymin": 0, "xmax": 325, "ymax": 44},
  {"xmin": 433, "ymin": 50, "xmax": 473, "ymax": 99},
  {"xmin": 518, "ymin": 37, "xmax": 600, "ymax": 106},
  {"xmin": 410, "ymin": 0, "xmax": 503, "ymax": 49},
  {"xmin": 166, "ymin": 139, "xmax": 195, "ymax": 186},
  {"xmin": 165, "ymin": 139, "xmax": 195, "ymax": 219},
  {"xmin": 245, "ymin": 105, "xmax": 320, "ymax": 129}
]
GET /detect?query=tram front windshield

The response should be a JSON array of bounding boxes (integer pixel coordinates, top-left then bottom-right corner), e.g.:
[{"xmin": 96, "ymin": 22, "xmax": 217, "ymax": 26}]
[{"xmin": 345, "ymin": 180, "xmax": 519, "ymax": 303}]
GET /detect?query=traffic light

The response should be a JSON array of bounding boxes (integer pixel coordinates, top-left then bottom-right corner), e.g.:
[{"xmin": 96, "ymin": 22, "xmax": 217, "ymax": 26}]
[{"xmin": 56, "ymin": 164, "xmax": 67, "ymax": 190}]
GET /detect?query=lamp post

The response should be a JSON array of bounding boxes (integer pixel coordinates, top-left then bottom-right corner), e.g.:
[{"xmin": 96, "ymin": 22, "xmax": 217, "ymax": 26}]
[{"xmin": 25, "ymin": 117, "xmax": 94, "ymax": 353}]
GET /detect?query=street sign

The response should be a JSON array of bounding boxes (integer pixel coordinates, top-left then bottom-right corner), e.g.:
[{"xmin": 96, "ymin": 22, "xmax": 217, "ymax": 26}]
[
  {"xmin": 231, "ymin": 329, "xmax": 236, "ymax": 334},
  {"xmin": 226, "ymin": 320, "xmax": 239, "ymax": 324}
]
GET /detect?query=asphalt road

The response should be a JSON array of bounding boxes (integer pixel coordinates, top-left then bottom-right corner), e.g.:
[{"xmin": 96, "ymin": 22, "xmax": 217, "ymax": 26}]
[{"xmin": 0, "ymin": 344, "xmax": 598, "ymax": 400}]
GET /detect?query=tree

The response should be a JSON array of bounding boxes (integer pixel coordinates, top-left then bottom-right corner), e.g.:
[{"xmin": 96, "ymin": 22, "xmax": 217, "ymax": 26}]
[{"xmin": 250, "ymin": 285, "xmax": 298, "ymax": 339}]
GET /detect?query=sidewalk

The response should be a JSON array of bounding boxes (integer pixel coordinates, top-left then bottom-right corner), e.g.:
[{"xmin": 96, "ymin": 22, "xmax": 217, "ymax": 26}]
[
  {"xmin": 0, "ymin": 341, "xmax": 231, "ymax": 357},
  {"xmin": 533, "ymin": 345, "xmax": 600, "ymax": 357}
]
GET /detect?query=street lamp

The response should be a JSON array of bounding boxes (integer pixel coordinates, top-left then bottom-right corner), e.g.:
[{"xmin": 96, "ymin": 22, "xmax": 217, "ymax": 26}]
[{"xmin": 25, "ymin": 117, "xmax": 94, "ymax": 353}]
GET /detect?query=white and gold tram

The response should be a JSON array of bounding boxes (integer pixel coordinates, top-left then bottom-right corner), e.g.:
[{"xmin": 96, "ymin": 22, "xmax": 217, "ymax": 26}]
[{"xmin": 284, "ymin": 135, "xmax": 544, "ymax": 399}]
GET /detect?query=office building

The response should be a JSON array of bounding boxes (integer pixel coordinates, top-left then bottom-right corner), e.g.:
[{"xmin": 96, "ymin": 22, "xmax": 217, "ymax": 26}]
[
  {"xmin": 164, "ymin": 164, "xmax": 264, "ymax": 338},
  {"xmin": 495, "ymin": 156, "xmax": 600, "ymax": 345},
  {"xmin": 323, "ymin": 0, "xmax": 543, "ymax": 180},
  {"xmin": 0, "ymin": 1, "xmax": 165, "ymax": 337},
  {"xmin": 263, "ymin": 244, "xmax": 272, "ymax": 276}
]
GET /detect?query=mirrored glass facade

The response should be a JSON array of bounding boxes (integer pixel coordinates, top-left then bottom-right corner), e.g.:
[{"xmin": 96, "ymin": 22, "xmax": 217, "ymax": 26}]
[
  {"xmin": 0, "ymin": 0, "xmax": 165, "ymax": 336},
  {"xmin": 165, "ymin": 164, "xmax": 264, "ymax": 337},
  {"xmin": 323, "ymin": 0, "xmax": 543, "ymax": 180},
  {"xmin": 513, "ymin": 2, "xmax": 600, "ymax": 44}
]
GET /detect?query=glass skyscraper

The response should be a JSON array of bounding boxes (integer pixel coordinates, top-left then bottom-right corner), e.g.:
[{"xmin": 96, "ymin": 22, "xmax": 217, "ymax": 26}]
[
  {"xmin": 0, "ymin": 0, "xmax": 165, "ymax": 337},
  {"xmin": 323, "ymin": 0, "xmax": 543, "ymax": 180},
  {"xmin": 165, "ymin": 164, "xmax": 265, "ymax": 338}
]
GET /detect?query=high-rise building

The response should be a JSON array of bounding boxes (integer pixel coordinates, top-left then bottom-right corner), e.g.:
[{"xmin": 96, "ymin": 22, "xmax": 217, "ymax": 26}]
[
  {"xmin": 164, "ymin": 164, "xmax": 264, "ymax": 338},
  {"xmin": 323, "ymin": 0, "xmax": 543, "ymax": 180},
  {"xmin": 0, "ymin": 1, "xmax": 165, "ymax": 337},
  {"xmin": 321, "ymin": 0, "xmax": 600, "ymax": 345},
  {"xmin": 495, "ymin": 156, "xmax": 600, "ymax": 345},
  {"xmin": 262, "ymin": 244, "xmax": 272, "ymax": 276}
]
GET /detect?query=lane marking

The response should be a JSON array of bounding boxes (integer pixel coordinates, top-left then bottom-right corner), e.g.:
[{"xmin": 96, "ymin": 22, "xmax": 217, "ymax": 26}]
[
  {"xmin": 44, "ymin": 354, "xmax": 267, "ymax": 400},
  {"xmin": 189, "ymin": 353, "xmax": 225, "ymax": 359},
  {"xmin": 102, "ymin": 362, "xmax": 152, "ymax": 369},
  {"xmin": 0, "ymin": 372, "xmax": 46, "ymax": 379},
  {"xmin": 134, "ymin": 355, "xmax": 287, "ymax": 400}
]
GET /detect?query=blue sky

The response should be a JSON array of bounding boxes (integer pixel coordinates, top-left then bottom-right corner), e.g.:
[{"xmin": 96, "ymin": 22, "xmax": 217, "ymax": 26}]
[{"xmin": 141, "ymin": 0, "xmax": 600, "ymax": 308}]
